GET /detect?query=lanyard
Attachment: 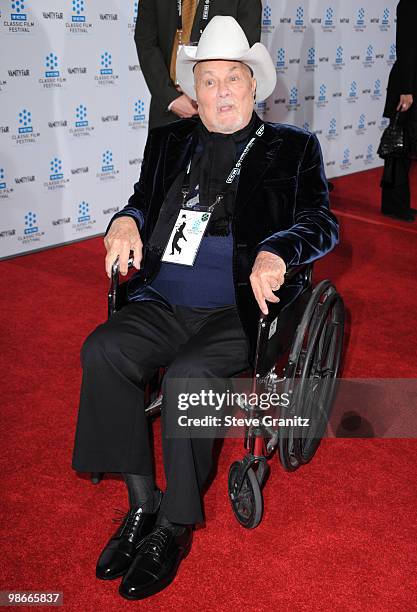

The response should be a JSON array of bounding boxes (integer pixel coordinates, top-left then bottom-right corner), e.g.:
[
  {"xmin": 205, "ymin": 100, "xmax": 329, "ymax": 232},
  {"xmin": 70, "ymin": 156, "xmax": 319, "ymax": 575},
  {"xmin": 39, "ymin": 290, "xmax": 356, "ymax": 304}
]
[
  {"xmin": 181, "ymin": 123, "xmax": 265, "ymax": 210},
  {"xmin": 176, "ymin": 0, "xmax": 211, "ymax": 38}
]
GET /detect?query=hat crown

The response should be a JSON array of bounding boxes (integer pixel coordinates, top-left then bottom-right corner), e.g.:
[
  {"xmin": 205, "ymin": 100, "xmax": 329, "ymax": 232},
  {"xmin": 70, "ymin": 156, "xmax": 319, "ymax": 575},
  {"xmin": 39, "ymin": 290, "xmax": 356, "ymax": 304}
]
[{"xmin": 196, "ymin": 15, "xmax": 250, "ymax": 59}]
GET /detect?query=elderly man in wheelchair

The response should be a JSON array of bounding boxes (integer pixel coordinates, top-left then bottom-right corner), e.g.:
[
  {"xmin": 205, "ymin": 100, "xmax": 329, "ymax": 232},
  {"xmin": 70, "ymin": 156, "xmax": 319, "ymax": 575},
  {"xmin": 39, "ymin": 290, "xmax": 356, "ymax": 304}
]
[{"xmin": 72, "ymin": 17, "xmax": 343, "ymax": 602}]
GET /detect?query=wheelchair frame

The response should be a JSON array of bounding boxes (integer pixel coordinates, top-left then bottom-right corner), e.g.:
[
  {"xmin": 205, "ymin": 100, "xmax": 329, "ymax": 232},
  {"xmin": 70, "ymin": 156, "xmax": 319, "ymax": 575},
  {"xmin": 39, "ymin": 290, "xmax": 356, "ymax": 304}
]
[{"xmin": 91, "ymin": 257, "xmax": 345, "ymax": 529}]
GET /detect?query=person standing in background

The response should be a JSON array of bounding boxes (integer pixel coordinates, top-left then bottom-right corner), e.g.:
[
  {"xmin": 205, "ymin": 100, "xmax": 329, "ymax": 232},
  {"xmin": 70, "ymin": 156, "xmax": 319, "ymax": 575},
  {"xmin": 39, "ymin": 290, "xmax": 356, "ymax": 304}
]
[
  {"xmin": 135, "ymin": 0, "xmax": 262, "ymax": 130},
  {"xmin": 381, "ymin": 0, "xmax": 417, "ymax": 222}
]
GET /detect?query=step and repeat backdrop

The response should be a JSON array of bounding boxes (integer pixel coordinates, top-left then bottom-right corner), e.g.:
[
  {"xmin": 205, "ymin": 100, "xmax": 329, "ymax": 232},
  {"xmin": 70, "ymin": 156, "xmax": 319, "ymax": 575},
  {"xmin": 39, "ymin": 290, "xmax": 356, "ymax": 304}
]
[{"xmin": 0, "ymin": 0, "xmax": 398, "ymax": 258}]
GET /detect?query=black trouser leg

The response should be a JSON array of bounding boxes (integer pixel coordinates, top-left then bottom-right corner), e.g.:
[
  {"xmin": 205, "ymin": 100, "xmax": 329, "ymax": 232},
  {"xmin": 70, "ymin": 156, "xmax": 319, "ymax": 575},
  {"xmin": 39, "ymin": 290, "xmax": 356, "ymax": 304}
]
[
  {"xmin": 71, "ymin": 301, "xmax": 189, "ymax": 474},
  {"xmin": 381, "ymin": 157, "xmax": 412, "ymax": 215},
  {"xmin": 158, "ymin": 306, "xmax": 250, "ymax": 525}
]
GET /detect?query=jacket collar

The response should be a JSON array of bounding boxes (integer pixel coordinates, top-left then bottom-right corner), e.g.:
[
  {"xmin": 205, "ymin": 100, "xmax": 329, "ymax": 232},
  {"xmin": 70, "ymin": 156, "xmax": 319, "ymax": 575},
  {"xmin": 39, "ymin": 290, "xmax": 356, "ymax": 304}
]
[{"xmin": 162, "ymin": 114, "xmax": 283, "ymax": 205}]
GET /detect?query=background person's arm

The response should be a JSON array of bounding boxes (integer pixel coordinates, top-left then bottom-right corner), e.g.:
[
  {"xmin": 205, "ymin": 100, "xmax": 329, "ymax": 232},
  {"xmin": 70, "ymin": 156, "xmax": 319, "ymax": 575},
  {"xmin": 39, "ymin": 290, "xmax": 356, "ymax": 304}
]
[
  {"xmin": 135, "ymin": 0, "xmax": 181, "ymax": 111},
  {"xmin": 237, "ymin": 0, "xmax": 262, "ymax": 45},
  {"xmin": 395, "ymin": 0, "xmax": 417, "ymax": 99}
]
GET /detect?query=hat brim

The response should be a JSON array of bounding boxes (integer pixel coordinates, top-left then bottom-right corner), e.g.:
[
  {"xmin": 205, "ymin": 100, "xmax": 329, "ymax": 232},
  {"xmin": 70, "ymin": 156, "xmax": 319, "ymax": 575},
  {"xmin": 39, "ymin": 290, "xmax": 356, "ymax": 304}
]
[{"xmin": 176, "ymin": 42, "xmax": 277, "ymax": 102}]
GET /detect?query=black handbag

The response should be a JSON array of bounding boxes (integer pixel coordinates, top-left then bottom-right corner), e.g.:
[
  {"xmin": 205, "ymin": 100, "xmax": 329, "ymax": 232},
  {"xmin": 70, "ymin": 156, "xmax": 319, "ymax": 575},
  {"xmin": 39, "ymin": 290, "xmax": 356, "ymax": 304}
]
[{"xmin": 377, "ymin": 112, "xmax": 409, "ymax": 159}]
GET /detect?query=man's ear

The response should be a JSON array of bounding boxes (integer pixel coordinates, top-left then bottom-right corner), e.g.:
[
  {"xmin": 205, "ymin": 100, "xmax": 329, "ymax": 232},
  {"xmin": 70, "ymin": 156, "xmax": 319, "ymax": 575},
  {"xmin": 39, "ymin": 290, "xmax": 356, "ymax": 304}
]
[{"xmin": 252, "ymin": 78, "xmax": 257, "ymax": 101}]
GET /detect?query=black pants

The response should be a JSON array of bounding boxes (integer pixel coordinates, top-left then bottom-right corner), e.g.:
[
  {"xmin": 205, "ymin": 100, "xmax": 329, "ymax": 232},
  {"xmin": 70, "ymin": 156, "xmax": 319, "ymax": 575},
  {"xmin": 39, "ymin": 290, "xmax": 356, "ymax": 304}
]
[
  {"xmin": 381, "ymin": 157, "xmax": 412, "ymax": 215},
  {"xmin": 71, "ymin": 301, "xmax": 250, "ymax": 524},
  {"xmin": 380, "ymin": 116, "xmax": 417, "ymax": 215}
]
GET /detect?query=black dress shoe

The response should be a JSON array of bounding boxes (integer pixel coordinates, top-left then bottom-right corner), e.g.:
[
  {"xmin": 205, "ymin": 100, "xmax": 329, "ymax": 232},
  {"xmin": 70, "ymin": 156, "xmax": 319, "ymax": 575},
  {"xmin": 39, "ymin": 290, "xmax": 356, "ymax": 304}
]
[
  {"xmin": 119, "ymin": 525, "xmax": 193, "ymax": 600},
  {"xmin": 96, "ymin": 491, "xmax": 162, "ymax": 580}
]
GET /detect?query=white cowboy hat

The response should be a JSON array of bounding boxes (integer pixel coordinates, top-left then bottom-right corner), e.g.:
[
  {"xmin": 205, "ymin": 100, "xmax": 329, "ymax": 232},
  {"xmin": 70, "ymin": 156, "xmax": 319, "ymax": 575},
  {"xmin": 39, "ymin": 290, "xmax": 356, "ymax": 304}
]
[{"xmin": 176, "ymin": 16, "xmax": 277, "ymax": 102}]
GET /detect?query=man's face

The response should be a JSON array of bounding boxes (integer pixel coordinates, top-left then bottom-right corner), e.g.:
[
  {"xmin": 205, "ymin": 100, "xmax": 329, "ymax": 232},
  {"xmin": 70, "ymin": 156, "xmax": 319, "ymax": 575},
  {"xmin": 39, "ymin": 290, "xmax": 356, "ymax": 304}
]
[{"xmin": 194, "ymin": 60, "xmax": 256, "ymax": 133}]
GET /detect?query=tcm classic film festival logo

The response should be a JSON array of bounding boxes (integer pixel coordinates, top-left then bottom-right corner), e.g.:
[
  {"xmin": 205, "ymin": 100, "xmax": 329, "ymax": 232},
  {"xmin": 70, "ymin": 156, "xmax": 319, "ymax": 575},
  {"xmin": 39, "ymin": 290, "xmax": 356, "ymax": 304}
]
[
  {"xmin": 97, "ymin": 150, "xmax": 119, "ymax": 181},
  {"xmin": 95, "ymin": 52, "xmax": 119, "ymax": 87},
  {"xmin": 3, "ymin": 0, "xmax": 35, "ymax": 33},
  {"xmin": 39, "ymin": 53, "xmax": 66, "ymax": 89},
  {"xmin": 18, "ymin": 211, "xmax": 45, "ymax": 245},
  {"xmin": 11, "ymin": 108, "xmax": 40, "ymax": 145},
  {"xmin": 0, "ymin": 167, "xmax": 14, "ymax": 200},
  {"xmin": 68, "ymin": 104, "xmax": 94, "ymax": 138},
  {"xmin": 66, "ymin": 0, "xmax": 92, "ymax": 33},
  {"xmin": 43, "ymin": 157, "xmax": 69, "ymax": 192},
  {"xmin": 72, "ymin": 201, "xmax": 96, "ymax": 233},
  {"xmin": 127, "ymin": 0, "xmax": 138, "ymax": 35},
  {"xmin": 129, "ymin": 100, "xmax": 148, "ymax": 130}
]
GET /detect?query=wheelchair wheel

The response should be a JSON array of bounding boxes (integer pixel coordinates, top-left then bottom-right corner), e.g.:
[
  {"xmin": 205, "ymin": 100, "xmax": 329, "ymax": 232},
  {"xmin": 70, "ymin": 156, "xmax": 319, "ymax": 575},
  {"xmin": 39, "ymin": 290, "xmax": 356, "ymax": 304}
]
[
  {"xmin": 279, "ymin": 280, "xmax": 345, "ymax": 471},
  {"xmin": 228, "ymin": 461, "xmax": 263, "ymax": 529}
]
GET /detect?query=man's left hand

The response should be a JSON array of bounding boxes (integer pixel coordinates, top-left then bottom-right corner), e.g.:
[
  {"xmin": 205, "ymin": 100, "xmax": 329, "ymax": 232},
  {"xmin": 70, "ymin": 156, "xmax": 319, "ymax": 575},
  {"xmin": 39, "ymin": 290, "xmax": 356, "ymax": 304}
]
[{"xmin": 250, "ymin": 251, "xmax": 286, "ymax": 316}]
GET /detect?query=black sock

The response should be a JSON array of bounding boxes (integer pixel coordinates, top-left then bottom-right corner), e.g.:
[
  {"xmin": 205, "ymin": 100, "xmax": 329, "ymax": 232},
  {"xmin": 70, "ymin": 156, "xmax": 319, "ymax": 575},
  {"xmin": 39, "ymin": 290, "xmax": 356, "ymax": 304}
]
[
  {"xmin": 122, "ymin": 473, "xmax": 159, "ymax": 513},
  {"xmin": 155, "ymin": 510, "xmax": 187, "ymax": 536}
]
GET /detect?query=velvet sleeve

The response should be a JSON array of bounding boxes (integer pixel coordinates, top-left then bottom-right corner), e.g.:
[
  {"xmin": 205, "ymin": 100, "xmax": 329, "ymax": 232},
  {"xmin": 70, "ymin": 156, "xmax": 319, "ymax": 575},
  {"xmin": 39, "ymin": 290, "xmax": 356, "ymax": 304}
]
[
  {"xmin": 105, "ymin": 133, "xmax": 153, "ymax": 236},
  {"xmin": 256, "ymin": 133, "xmax": 339, "ymax": 268}
]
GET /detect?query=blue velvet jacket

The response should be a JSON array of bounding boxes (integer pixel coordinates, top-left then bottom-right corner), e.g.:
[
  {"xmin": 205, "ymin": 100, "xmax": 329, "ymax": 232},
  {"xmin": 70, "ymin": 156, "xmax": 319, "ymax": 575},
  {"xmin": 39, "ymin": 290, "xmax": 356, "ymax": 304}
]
[{"xmin": 108, "ymin": 113, "xmax": 339, "ymax": 359}]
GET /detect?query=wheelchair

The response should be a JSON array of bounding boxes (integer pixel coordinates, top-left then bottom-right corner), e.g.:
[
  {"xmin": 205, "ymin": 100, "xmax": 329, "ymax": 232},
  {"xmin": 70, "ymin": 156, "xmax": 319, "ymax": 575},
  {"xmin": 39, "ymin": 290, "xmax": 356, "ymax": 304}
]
[{"xmin": 91, "ymin": 257, "xmax": 345, "ymax": 529}]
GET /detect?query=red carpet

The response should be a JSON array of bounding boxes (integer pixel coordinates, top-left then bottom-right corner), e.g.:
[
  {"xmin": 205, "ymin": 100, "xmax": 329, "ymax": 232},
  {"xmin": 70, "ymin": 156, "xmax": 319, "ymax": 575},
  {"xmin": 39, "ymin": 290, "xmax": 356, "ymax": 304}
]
[{"xmin": 1, "ymin": 166, "xmax": 417, "ymax": 611}]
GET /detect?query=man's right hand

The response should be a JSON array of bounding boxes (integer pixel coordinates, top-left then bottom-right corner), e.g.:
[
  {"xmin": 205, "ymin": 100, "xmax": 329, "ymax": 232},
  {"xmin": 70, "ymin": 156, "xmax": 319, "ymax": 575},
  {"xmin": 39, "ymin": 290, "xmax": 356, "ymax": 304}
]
[
  {"xmin": 104, "ymin": 216, "xmax": 142, "ymax": 278},
  {"xmin": 170, "ymin": 94, "xmax": 199, "ymax": 119}
]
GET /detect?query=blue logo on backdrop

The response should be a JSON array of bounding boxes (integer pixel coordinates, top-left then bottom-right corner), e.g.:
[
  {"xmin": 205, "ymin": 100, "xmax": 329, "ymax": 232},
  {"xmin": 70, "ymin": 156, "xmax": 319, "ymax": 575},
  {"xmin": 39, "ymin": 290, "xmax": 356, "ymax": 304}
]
[
  {"xmin": 24, "ymin": 211, "xmax": 38, "ymax": 235},
  {"xmin": 50, "ymin": 157, "xmax": 63, "ymax": 180},
  {"xmin": 45, "ymin": 52, "xmax": 59, "ymax": 77},
  {"xmin": 325, "ymin": 7, "xmax": 334, "ymax": 26},
  {"xmin": 354, "ymin": 7, "xmax": 366, "ymax": 31},
  {"xmin": 11, "ymin": 0, "xmax": 26, "ymax": 21},
  {"xmin": 77, "ymin": 200, "xmax": 90, "ymax": 222},
  {"xmin": 322, "ymin": 6, "xmax": 335, "ymax": 32},
  {"xmin": 75, "ymin": 104, "xmax": 88, "ymax": 127},
  {"xmin": 44, "ymin": 157, "xmax": 68, "ymax": 190},
  {"xmin": 363, "ymin": 44, "xmax": 374, "ymax": 67},
  {"xmin": 342, "ymin": 148, "xmax": 350, "ymax": 167},
  {"xmin": 307, "ymin": 47, "xmax": 315, "ymax": 65},
  {"xmin": 380, "ymin": 7, "xmax": 390, "ymax": 31},
  {"xmin": 95, "ymin": 51, "xmax": 118, "ymax": 85},
  {"xmin": 100, "ymin": 51, "xmax": 112, "ymax": 75},
  {"xmin": 302, "ymin": 122, "xmax": 310, "ymax": 132},
  {"xmin": 18, "ymin": 108, "xmax": 32, "ymax": 133},
  {"xmin": 134, "ymin": 100, "xmax": 145, "ymax": 122},
  {"xmin": 292, "ymin": 6, "xmax": 306, "ymax": 33},
  {"xmin": 365, "ymin": 144, "xmax": 374, "ymax": 165},
  {"xmin": 262, "ymin": 3, "xmax": 271, "ymax": 26},
  {"xmin": 387, "ymin": 43, "xmax": 396, "ymax": 66},
  {"xmin": 12, "ymin": 107, "xmax": 40, "ymax": 144},
  {"xmin": 102, "ymin": 150, "xmax": 113, "ymax": 172},
  {"xmin": 334, "ymin": 46, "xmax": 345, "ymax": 70},
  {"xmin": 128, "ymin": 0, "xmax": 139, "ymax": 33},
  {"xmin": 72, "ymin": 0, "xmax": 85, "ymax": 22},
  {"xmin": 129, "ymin": 99, "xmax": 148, "ymax": 129},
  {"xmin": 0, "ymin": 168, "xmax": 6, "ymax": 190},
  {"xmin": 295, "ymin": 6, "xmax": 303, "ymax": 26},
  {"xmin": 276, "ymin": 48, "xmax": 285, "ymax": 68},
  {"xmin": 372, "ymin": 79, "xmax": 382, "ymax": 100},
  {"xmin": 326, "ymin": 117, "xmax": 338, "ymax": 141},
  {"xmin": 316, "ymin": 83, "xmax": 328, "ymax": 108},
  {"xmin": 357, "ymin": 113, "xmax": 366, "ymax": 135},
  {"xmin": 349, "ymin": 81, "xmax": 358, "ymax": 99},
  {"xmin": 286, "ymin": 87, "xmax": 300, "ymax": 111}
]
